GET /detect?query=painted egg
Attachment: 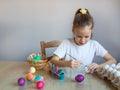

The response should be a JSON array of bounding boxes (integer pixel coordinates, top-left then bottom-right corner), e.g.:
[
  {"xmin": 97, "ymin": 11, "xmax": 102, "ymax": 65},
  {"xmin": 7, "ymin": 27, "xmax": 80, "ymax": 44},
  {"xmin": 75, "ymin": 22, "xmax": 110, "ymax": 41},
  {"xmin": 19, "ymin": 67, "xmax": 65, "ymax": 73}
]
[
  {"xmin": 18, "ymin": 77, "xmax": 26, "ymax": 86},
  {"xmin": 26, "ymin": 73, "xmax": 33, "ymax": 80},
  {"xmin": 35, "ymin": 76, "xmax": 44, "ymax": 83},
  {"xmin": 29, "ymin": 67, "xmax": 36, "ymax": 73},
  {"xmin": 75, "ymin": 74, "xmax": 84, "ymax": 82},
  {"xmin": 36, "ymin": 81, "xmax": 44, "ymax": 89}
]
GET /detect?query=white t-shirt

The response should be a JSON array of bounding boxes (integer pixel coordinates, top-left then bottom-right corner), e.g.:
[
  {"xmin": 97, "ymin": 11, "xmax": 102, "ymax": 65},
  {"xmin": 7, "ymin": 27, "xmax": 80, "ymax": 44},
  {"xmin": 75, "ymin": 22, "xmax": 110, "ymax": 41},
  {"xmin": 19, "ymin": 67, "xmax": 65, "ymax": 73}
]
[{"xmin": 53, "ymin": 38, "xmax": 108, "ymax": 66}]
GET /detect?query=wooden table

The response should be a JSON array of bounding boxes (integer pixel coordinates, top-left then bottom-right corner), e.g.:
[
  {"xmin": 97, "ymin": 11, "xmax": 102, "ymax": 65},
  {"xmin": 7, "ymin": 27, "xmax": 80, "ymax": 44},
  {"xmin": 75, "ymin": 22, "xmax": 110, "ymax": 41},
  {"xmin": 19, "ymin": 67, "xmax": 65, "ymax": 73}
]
[{"xmin": 0, "ymin": 61, "xmax": 116, "ymax": 90}]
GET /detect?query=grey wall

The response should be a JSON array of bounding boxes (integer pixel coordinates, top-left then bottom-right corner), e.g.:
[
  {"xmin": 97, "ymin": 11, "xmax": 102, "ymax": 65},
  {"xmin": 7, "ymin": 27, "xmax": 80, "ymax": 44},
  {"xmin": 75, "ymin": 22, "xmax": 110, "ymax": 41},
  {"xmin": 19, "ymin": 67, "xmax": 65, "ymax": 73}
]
[{"xmin": 0, "ymin": 0, "xmax": 120, "ymax": 63}]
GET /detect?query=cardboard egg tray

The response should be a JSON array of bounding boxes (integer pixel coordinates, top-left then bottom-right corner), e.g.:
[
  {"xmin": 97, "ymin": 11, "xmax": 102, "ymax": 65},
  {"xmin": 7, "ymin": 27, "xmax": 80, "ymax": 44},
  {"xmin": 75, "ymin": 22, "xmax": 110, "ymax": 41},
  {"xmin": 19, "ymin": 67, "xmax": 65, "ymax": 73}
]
[{"xmin": 96, "ymin": 63, "xmax": 120, "ymax": 90}]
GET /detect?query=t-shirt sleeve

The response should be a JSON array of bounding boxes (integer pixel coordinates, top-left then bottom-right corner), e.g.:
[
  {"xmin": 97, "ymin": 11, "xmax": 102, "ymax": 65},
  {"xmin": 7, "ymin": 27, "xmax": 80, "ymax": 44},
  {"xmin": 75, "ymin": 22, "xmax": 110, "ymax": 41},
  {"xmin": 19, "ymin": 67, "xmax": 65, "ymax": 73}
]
[
  {"xmin": 53, "ymin": 40, "xmax": 67, "ymax": 59},
  {"xmin": 94, "ymin": 41, "xmax": 108, "ymax": 57}
]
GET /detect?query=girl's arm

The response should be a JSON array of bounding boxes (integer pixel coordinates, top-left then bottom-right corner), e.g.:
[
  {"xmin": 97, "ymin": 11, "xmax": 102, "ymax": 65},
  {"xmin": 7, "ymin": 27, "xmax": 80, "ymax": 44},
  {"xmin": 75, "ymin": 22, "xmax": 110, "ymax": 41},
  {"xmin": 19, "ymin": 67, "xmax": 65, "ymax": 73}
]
[
  {"xmin": 50, "ymin": 54, "xmax": 82, "ymax": 68},
  {"xmin": 99, "ymin": 53, "xmax": 116, "ymax": 67}
]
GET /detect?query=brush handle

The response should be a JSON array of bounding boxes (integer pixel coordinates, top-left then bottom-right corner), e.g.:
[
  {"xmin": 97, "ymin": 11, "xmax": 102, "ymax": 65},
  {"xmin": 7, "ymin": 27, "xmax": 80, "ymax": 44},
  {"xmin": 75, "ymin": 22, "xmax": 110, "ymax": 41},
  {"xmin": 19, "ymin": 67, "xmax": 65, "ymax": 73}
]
[{"xmin": 66, "ymin": 53, "xmax": 77, "ymax": 60}]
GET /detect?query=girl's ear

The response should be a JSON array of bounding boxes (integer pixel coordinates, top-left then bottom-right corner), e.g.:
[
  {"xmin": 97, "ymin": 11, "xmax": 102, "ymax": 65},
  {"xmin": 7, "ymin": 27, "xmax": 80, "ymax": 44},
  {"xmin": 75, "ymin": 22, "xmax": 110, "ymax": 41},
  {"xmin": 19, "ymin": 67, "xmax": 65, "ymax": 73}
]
[
  {"xmin": 91, "ymin": 29, "xmax": 94, "ymax": 39},
  {"xmin": 91, "ymin": 33, "xmax": 93, "ymax": 39},
  {"xmin": 72, "ymin": 28, "xmax": 74, "ymax": 33},
  {"xmin": 72, "ymin": 27, "xmax": 75, "ymax": 33}
]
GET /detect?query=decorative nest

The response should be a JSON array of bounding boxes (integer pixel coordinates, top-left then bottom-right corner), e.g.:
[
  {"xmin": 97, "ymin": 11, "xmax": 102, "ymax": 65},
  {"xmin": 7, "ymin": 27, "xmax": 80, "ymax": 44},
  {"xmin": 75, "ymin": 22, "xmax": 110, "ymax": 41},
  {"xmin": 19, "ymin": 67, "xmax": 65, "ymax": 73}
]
[{"xmin": 26, "ymin": 52, "xmax": 48, "ymax": 70}]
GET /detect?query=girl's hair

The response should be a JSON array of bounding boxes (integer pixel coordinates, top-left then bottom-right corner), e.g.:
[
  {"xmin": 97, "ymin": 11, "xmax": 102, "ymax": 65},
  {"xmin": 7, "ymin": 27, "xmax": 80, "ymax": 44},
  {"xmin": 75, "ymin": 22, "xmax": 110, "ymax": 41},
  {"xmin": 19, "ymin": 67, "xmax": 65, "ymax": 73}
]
[{"xmin": 73, "ymin": 8, "xmax": 94, "ymax": 29}]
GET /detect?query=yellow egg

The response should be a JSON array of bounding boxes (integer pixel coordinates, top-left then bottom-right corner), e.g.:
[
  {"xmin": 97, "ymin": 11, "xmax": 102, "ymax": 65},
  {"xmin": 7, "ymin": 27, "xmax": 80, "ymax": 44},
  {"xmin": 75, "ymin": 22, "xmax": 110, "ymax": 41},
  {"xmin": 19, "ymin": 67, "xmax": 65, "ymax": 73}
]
[{"xmin": 30, "ymin": 67, "xmax": 36, "ymax": 73}]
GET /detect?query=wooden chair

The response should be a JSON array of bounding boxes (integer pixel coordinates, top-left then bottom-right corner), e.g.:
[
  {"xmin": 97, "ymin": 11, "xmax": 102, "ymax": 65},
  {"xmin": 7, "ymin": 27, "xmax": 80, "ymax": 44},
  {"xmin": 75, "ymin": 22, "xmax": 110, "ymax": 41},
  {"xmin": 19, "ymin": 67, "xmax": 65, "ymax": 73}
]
[{"xmin": 40, "ymin": 40, "xmax": 62, "ymax": 60}]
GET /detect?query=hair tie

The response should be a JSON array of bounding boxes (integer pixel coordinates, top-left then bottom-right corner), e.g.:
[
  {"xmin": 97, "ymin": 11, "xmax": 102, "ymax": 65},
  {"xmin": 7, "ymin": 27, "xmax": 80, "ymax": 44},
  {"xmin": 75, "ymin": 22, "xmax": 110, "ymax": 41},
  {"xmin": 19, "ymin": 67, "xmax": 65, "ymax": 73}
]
[{"xmin": 80, "ymin": 8, "xmax": 87, "ymax": 14}]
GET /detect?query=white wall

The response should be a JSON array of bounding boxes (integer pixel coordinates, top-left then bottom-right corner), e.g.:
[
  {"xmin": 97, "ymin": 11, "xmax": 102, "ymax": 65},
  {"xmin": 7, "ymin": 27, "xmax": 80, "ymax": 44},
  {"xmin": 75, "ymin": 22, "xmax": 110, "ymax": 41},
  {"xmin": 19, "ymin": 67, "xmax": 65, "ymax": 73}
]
[{"xmin": 0, "ymin": 0, "xmax": 120, "ymax": 62}]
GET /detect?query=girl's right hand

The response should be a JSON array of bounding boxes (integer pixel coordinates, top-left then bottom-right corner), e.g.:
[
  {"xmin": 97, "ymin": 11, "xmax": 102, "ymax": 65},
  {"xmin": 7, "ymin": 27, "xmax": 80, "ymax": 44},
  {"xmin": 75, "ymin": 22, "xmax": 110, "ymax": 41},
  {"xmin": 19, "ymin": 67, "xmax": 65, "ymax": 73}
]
[{"xmin": 67, "ymin": 60, "xmax": 83, "ymax": 68}]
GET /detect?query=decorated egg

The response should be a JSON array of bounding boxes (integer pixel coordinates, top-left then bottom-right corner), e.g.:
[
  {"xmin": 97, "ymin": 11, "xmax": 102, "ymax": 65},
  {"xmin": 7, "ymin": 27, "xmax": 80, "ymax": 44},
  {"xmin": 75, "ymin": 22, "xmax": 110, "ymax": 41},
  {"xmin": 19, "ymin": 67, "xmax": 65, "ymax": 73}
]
[
  {"xmin": 75, "ymin": 74, "xmax": 84, "ymax": 82},
  {"xmin": 35, "ymin": 54, "xmax": 41, "ymax": 60},
  {"xmin": 35, "ymin": 75, "xmax": 44, "ymax": 83},
  {"xmin": 18, "ymin": 77, "xmax": 26, "ymax": 86},
  {"xmin": 36, "ymin": 81, "xmax": 44, "ymax": 89},
  {"xmin": 26, "ymin": 73, "xmax": 33, "ymax": 80},
  {"xmin": 29, "ymin": 67, "xmax": 36, "ymax": 73}
]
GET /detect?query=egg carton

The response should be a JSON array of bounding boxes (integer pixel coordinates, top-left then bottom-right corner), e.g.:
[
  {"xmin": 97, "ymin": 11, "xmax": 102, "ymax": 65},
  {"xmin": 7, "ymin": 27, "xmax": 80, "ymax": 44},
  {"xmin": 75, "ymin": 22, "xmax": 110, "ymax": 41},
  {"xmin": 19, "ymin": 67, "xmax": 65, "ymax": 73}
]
[{"xmin": 96, "ymin": 63, "xmax": 120, "ymax": 90}]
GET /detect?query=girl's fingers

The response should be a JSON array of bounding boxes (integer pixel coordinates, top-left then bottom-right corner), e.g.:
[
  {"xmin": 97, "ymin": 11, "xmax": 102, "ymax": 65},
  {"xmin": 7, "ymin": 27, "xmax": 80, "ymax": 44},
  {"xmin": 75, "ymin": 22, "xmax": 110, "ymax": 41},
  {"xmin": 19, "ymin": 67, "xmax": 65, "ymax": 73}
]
[
  {"xmin": 88, "ymin": 63, "xmax": 99, "ymax": 73},
  {"xmin": 68, "ymin": 60, "xmax": 83, "ymax": 68},
  {"xmin": 71, "ymin": 60, "xmax": 82, "ymax": 68}
]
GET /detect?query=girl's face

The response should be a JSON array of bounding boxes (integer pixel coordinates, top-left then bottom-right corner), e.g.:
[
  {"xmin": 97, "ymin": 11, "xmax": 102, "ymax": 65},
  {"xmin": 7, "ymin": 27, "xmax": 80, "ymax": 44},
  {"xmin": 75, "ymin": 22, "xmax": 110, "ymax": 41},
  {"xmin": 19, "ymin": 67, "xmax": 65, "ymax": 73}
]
[{"xmin": 72, "ymin": 25, "xmax": 92, "ymax": 46}]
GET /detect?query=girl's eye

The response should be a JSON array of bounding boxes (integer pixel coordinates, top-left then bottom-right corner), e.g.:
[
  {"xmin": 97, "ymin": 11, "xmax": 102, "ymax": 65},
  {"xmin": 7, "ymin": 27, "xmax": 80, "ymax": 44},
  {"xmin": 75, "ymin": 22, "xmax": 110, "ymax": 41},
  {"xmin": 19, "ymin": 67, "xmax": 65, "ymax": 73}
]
[
  {"xmin": 77, "ymin": 36, "xmax": 81, "ymax": 37},
  {"xmin": 76, "ymin": 35, "xmax": 90, "ymax": 38},
  {"xmin": 85, "ymin": 36, "xmax": 89, "ymax": 38},
  {"xmin": 77, "ymin": 36, "xmax": 82, "ymax": 38}
]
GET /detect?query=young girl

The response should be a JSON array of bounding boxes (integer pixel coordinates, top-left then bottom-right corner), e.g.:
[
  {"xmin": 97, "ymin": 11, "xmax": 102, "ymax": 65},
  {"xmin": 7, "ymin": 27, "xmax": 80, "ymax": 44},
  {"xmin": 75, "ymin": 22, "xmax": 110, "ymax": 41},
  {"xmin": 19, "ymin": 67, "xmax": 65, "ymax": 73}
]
[{"xmin": 50, "ymin": 8, "xmax": 116, "ymax": 73}]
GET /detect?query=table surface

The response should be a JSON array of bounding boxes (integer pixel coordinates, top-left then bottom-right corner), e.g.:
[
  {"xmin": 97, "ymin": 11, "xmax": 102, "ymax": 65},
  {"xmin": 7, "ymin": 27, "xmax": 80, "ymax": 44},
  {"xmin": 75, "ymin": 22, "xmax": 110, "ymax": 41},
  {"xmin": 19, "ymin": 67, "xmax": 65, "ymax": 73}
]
[{"xmin": 0, "ymin": 61, "xmax": 116, "ymax": 90}]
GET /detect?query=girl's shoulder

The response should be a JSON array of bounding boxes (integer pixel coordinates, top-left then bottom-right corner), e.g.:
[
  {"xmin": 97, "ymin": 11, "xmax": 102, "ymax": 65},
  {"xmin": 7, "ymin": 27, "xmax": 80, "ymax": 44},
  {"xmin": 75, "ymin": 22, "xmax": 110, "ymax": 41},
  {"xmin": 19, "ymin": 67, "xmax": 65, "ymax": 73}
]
[
  {"xmin": 89, "ymin": 40, "xmax": 99, "ymax": 43},
  {"xmin": 62, "ymin": 38, "xmax": 74, "ymax": 43},
  {"xmin": 89, "ymin": 40, "xmax": 101, "ymax": 46},
  {"xmin": 60, "ymin": 38, "xmax": 75, "ymax": 46}
]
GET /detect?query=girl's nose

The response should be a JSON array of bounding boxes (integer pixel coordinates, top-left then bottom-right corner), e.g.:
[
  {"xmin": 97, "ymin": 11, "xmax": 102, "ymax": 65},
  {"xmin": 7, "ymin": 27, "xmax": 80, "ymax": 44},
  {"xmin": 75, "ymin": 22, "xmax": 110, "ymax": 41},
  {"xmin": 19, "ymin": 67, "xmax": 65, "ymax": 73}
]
[{"xmin": 81, "ymin": 38, "xmax": 85, "ymax": 42}]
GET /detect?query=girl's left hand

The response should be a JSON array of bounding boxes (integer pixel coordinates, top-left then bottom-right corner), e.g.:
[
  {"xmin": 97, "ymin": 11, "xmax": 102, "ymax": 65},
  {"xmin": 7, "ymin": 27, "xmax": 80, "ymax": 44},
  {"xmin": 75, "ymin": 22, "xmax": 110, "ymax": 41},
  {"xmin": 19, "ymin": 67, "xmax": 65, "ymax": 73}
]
[{"xmin": 87, "ymin": 63, "xmax": 99, "ymax": 73}]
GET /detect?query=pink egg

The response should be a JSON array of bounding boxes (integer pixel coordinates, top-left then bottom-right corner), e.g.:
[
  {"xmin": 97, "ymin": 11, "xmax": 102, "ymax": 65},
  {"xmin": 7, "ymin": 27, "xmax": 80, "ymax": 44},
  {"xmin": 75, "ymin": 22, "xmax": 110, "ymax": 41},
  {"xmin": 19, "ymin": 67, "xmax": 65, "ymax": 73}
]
[
  {"xmin": 36, "ymin": 81, "xmax": 44, "ymax": 89},
  {"xmin": 18, "ymin": 77, "xmax": 26, "ymax": 86},
  {"xmin": 75, "ymin": 74, "xmax": 84, "ymax": 82}
]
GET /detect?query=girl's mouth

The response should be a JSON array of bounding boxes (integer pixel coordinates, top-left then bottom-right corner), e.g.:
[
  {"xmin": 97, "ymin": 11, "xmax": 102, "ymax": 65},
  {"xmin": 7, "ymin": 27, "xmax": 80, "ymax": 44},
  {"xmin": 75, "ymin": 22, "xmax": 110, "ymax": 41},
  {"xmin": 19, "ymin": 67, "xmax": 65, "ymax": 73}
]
[{"xmin": 79, "ymin": 42, "xmax": 85, "ymax": 45}]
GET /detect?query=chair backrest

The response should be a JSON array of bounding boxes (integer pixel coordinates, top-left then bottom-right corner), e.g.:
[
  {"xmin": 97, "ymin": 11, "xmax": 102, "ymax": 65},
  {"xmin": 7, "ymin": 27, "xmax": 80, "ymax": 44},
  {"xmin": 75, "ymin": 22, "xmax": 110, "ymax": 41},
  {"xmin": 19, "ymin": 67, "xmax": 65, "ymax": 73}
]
[{"xmin": 40, "ymin": 40, "xmax": 62, "ymax": 60}]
